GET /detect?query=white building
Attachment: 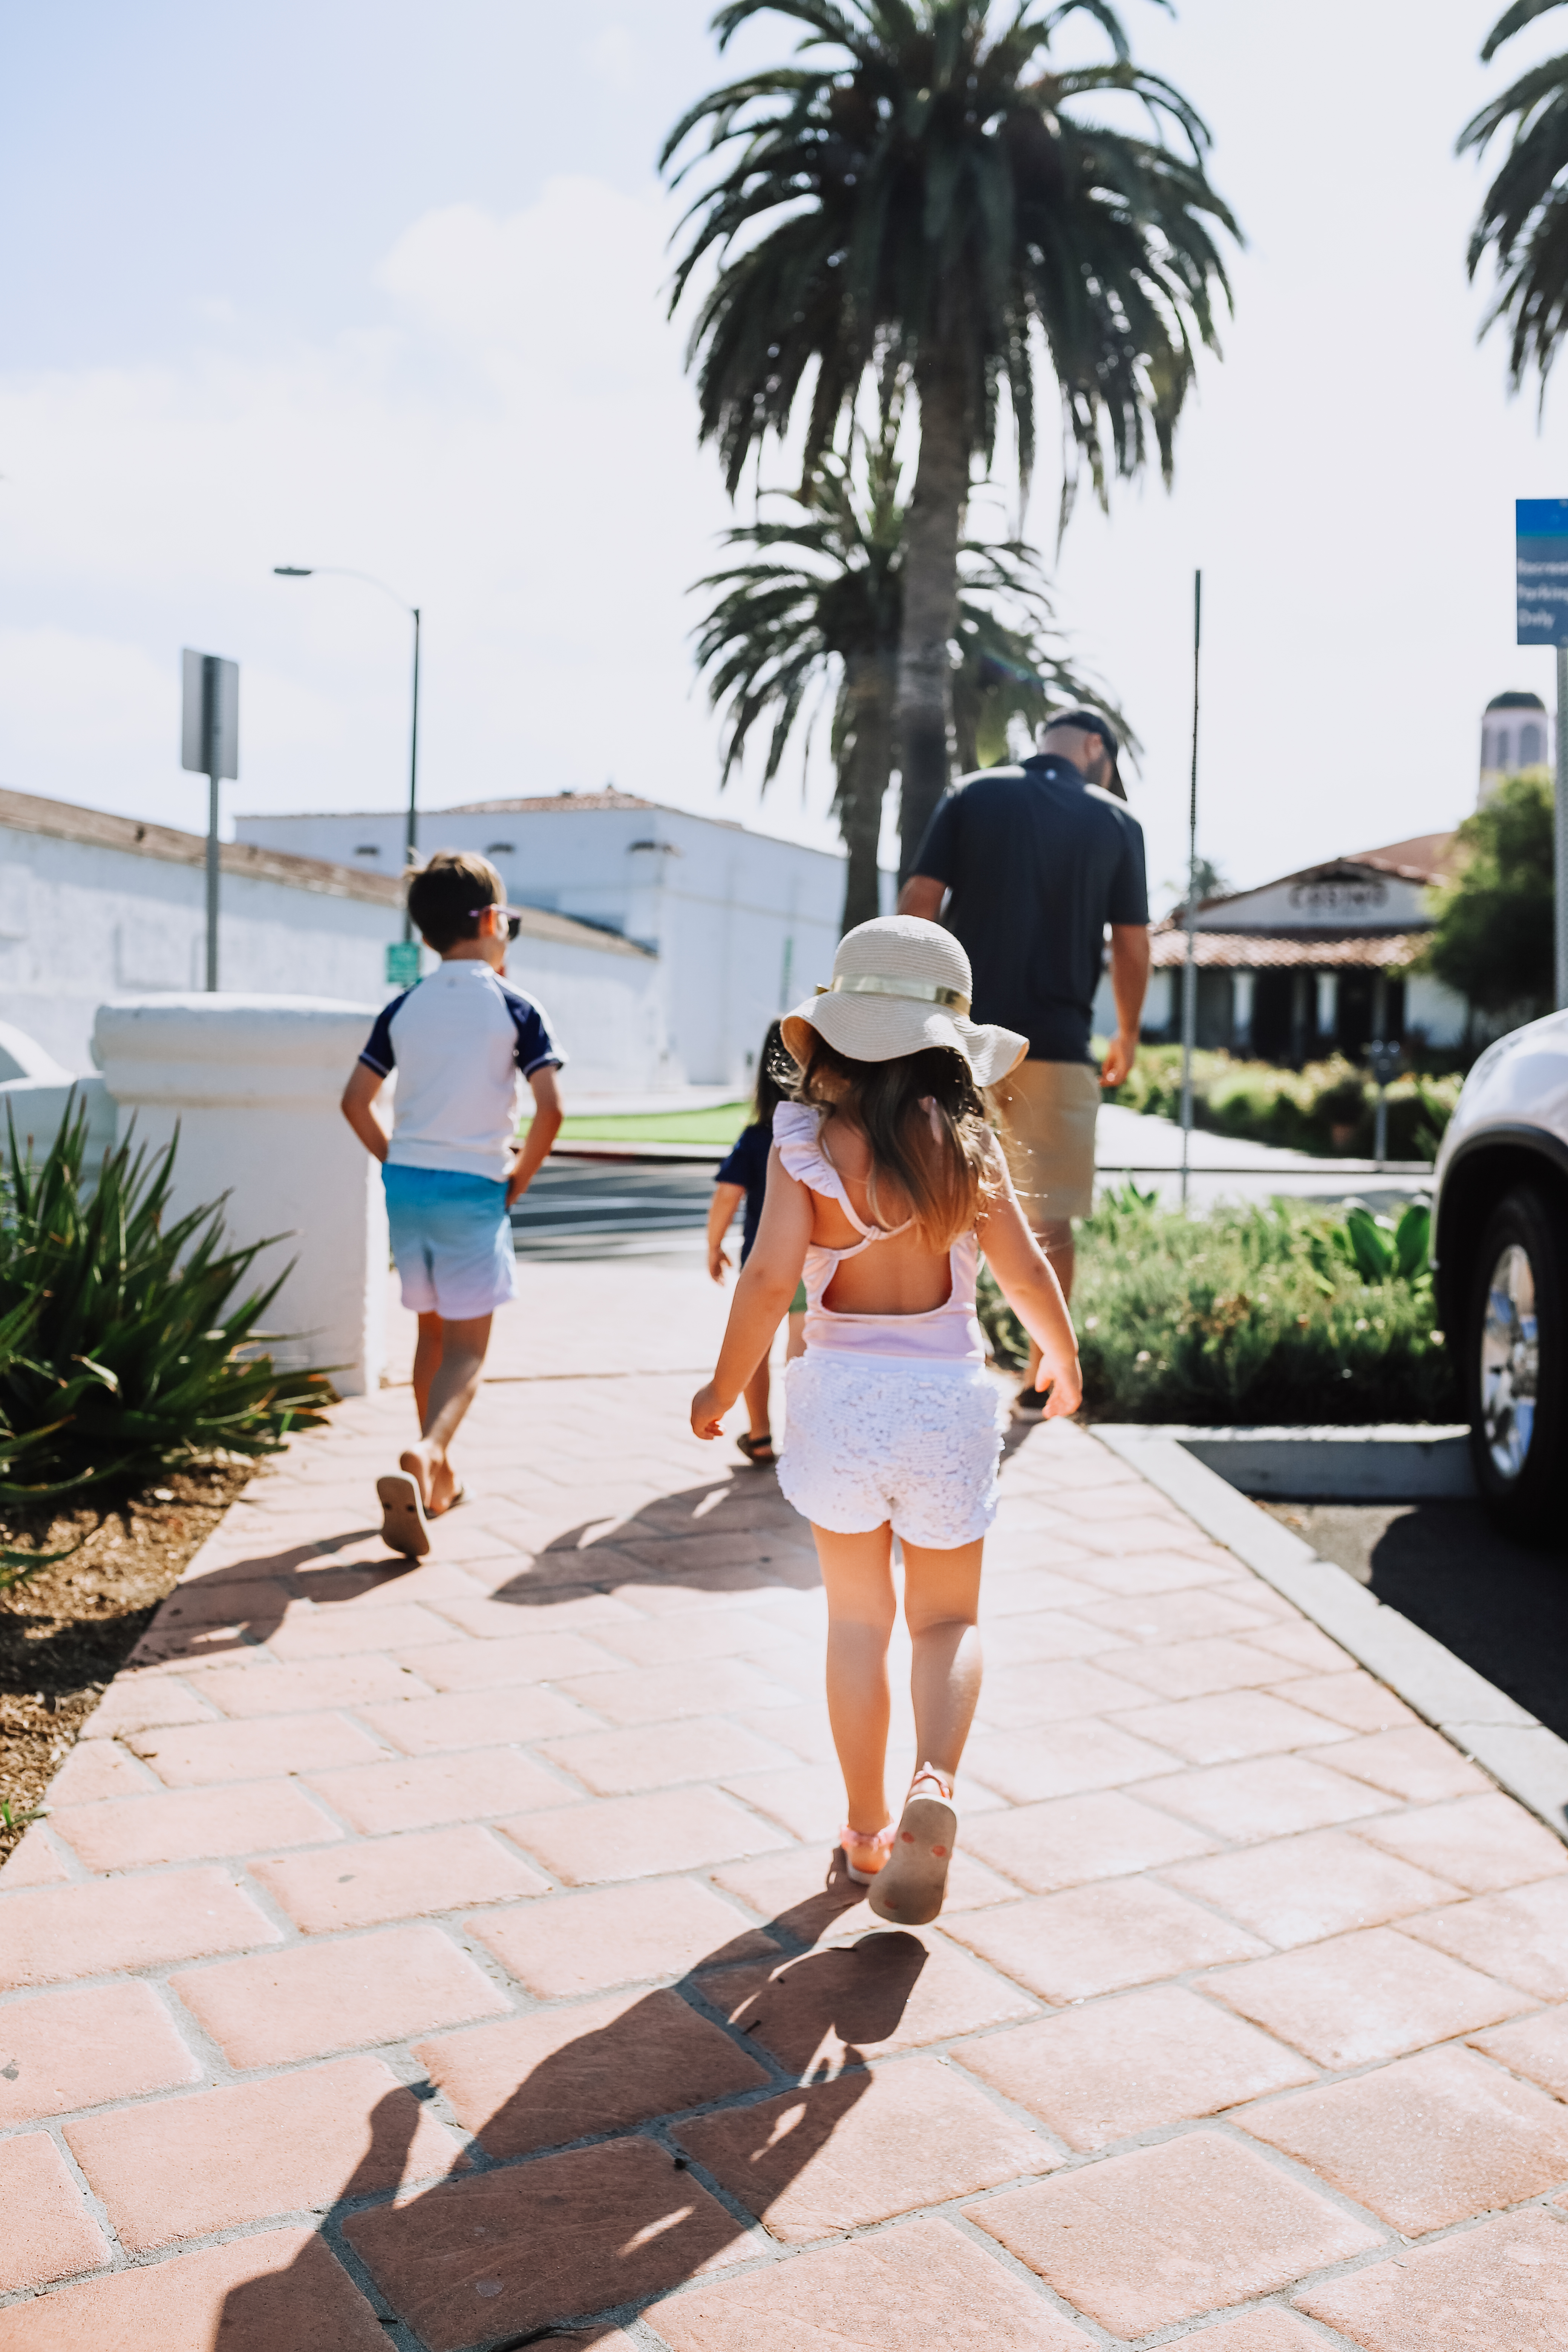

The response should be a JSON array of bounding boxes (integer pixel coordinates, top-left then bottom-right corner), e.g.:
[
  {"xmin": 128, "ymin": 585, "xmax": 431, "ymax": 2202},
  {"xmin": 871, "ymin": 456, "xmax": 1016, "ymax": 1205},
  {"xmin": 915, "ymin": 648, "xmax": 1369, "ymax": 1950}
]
[
  {"xmin": 1139, "ymin": 833, "xmax": 1471, "ymax": 1060},
  {"xmin": 1480, "ymin": 690, "xmax": 1553, "ymax": 800},
  {"xmin": 0, "ymin": 785, "xmax": 662, "ymax": 1093},
  {"xmin": 236, "ymin": 789, "xmax": 864, "ymax": 1089}
]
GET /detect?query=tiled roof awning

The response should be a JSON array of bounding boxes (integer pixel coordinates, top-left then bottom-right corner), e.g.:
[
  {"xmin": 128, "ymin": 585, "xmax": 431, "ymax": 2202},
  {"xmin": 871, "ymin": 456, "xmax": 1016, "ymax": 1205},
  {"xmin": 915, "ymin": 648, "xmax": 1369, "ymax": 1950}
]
[{"xmin": 1148, "ymin": 930, "xmax": 1427, "ymax": 971}]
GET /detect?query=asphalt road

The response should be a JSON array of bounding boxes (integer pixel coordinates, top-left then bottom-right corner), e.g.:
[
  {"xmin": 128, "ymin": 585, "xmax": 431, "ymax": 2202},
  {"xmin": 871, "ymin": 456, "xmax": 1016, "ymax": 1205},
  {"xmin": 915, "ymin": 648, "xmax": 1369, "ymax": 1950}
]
[
  {"xmin": 511, "ymin": 1159, "xmax": 715, "ymax": 1258},
  {"xmin": 1260, "ymin": 1498, "xmax": 1568, "ymax": 1742}
]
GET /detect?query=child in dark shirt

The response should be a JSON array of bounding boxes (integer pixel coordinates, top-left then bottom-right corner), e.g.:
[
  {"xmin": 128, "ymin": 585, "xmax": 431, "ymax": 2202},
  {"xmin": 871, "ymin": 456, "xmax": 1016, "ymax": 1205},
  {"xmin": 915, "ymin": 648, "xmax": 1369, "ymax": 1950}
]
[{"xmin": 706, "ymin": 1021, "xmax": 805, "ymax": 1465}]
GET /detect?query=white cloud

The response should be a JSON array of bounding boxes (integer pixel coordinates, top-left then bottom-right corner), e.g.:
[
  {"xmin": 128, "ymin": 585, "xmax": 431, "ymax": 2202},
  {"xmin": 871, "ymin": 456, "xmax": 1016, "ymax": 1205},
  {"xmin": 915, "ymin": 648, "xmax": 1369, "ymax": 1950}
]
[{"xmin": 0, "ymin": 178, "xmax": 846, "ymax": 854}]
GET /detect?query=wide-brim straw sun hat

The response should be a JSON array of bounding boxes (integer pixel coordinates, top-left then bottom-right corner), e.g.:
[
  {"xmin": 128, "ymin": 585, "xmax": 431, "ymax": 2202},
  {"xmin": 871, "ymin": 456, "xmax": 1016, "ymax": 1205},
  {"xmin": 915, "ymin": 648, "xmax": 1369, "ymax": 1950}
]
[{"xmin": 781, "ymin": 915, "xmax": 1028, "ymax": 1088}]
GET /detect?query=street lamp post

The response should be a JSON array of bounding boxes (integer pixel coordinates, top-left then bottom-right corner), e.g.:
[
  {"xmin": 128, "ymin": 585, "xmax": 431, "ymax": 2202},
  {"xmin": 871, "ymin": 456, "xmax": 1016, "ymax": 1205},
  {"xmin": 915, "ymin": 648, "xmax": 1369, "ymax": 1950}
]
[{"xmin": 274, "ymin": 567, "xmax": 422, "ymax": 941}]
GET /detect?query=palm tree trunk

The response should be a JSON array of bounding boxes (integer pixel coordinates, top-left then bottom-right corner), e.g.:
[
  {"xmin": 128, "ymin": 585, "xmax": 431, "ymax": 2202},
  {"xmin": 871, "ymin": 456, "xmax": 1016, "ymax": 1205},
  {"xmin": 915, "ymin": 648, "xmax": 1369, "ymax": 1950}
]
[
  {"xmin": 896, "ymin": 354, "xmax": 969, "ymax": 879},
  {"xmin": 838, "ymin": 652, "xmax": 895, "ymax": 933}
]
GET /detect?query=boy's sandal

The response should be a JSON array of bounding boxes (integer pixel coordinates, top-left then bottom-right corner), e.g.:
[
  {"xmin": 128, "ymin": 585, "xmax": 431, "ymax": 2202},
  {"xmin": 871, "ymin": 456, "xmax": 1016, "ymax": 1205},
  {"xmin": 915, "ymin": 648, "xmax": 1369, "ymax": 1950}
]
[
  {"xmin": 735, "ymin": 1432, "xmax": 777, "ymax": 1467},
  {"xmin": 868, "ymin": 1765, "xmax": 957, "ymax": 1925},
  {"xmin": 376, "ymin": 1472, "xmax": 432, "ymax": 1561},
  {"xmin": 839, "ymin": 1823, "xmax": 896, "ymax": 1885}
]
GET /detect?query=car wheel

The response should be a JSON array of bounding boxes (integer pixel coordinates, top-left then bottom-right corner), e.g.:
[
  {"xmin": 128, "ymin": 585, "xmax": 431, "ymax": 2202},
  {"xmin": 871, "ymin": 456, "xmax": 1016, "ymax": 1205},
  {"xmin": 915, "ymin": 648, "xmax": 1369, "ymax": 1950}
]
[{"xmin": 1464, "ymin": 1183, "xmax": 1568, "ymax": 1539}]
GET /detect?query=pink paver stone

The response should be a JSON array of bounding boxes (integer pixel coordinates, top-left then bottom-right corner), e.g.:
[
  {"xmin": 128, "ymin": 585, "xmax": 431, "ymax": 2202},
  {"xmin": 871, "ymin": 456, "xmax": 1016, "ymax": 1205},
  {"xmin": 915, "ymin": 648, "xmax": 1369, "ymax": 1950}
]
[
  {"xmin": 467, "ymin": 1876, "xmax": 776, "ymax": 1998},
  {"xmin": 0, "ymin": 1981, "xmax": 201, "ymax": 2125},
  {"xmin": 972, "ymin": 2132, "xmax": 1382, "ymax": 2338},
  {"xmin": 0, "ymin": 1867, "xmax": 279, "ymax": 1990},
  {"xmin": 251, "ymin": 1822, "xmax": 548, "ymax": 1931},
  {"xmin": 1237, "ymin": 2042, "xmax": 1568, "ymax": 2235},
  {"xmin": 1296, "ymin": 2206, "xmax": 1568, "ymax": 2349},
  {"xmin": 0, "ymin": 2225, "xmax": 387, "ymax": 2349},
  {"xmin": 0, "ymin": 2133, "xmax": 110, "ymax": 2292},
  {"xmin": 168, "ymin": 1921, "xmax": 508, "ymax": 2067},
  {"xmin": 645, "ymin": 2216, "xmax": 1095, "ymax": 2349},
  {"xmin": 64, "ymin": 2057, "xmax": 465, "ymax": 2250}
]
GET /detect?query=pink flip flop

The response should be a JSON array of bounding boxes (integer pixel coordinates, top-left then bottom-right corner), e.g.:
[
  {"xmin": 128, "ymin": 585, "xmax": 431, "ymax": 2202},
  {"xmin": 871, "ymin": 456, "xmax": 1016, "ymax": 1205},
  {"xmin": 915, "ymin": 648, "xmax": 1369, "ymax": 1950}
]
[{"xmin": 869, "ymin": 1766, "xmax": 957, "ymax": 1925}]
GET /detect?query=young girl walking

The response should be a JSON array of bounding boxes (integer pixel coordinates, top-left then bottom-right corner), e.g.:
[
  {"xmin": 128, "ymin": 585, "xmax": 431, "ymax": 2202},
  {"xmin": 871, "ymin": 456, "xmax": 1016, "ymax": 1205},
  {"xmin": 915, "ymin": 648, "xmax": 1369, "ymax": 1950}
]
[
  {"xmin": 691, "ymin": 917, "xmax": 1081, "ymax": 1925},
  {"xmin": 706, "ymin": 1020, "xmax": 806, "ymax": 1467}
]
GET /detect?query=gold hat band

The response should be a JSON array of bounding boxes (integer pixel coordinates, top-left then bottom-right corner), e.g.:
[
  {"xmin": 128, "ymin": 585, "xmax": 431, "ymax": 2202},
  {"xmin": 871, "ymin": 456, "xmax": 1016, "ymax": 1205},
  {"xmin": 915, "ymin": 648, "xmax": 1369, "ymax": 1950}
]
[{"xmin": 817, "ymin": 974, "xmax": 972, "ymax": 1015}]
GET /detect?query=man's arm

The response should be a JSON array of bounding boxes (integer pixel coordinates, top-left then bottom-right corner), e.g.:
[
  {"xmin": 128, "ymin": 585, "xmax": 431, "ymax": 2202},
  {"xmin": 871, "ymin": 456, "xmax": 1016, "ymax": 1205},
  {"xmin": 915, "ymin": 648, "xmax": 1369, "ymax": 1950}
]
[
  {"xmin": 896, "ymin": 875, "xmax": 946, "ymax": 920},
  {"xmin": 1100, "ymin": 925, "xmax": 1151, "ymax": 1089},
  {"xmin": 341, "ymin": 1062, "xmax": 390, "ymax": 1162},
  {"xmin": 507, "ymin": 1065, "xmax": 563, "ymax": 1206}
]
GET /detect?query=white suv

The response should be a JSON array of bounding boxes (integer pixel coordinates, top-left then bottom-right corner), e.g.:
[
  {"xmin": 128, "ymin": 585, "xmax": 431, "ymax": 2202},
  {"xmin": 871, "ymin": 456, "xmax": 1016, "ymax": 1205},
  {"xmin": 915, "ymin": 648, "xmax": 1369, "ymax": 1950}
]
[{"xmin": 1432, "ymin": 1009, "xmax": 1568, "ymax": 1535}]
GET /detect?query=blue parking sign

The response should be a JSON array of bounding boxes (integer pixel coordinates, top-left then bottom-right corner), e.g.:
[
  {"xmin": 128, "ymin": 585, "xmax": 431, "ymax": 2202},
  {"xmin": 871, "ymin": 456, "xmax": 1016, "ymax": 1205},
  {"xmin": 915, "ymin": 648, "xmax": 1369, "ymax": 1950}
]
[{"xmin": 1517, "ymin": 499, "xmax": 1568, "ymax": 644}]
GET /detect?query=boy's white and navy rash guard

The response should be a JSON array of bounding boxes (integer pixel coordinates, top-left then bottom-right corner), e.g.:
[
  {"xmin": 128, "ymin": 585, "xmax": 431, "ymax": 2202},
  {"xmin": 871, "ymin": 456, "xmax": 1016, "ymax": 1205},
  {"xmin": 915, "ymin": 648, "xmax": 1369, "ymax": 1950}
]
[{"xmin": 359, "ymin": 963, "xmax": 563, "ymax": 1182}]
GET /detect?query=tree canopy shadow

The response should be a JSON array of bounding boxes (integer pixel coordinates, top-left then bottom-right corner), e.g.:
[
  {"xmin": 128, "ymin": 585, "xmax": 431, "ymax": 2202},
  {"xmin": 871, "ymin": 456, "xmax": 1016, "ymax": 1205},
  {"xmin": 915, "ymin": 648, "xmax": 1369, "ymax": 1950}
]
[{"xmin": 216, "ymin": 1866, "xmax": 923, "ymax": 2350}]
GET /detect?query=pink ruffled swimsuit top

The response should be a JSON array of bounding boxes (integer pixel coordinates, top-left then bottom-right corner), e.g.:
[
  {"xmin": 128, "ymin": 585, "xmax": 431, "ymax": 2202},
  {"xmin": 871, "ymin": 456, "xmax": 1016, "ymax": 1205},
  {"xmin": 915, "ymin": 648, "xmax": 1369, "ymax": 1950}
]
[{"xmin": 773, "ymin": 1101, "xmax": 986, "ymax": 1368}]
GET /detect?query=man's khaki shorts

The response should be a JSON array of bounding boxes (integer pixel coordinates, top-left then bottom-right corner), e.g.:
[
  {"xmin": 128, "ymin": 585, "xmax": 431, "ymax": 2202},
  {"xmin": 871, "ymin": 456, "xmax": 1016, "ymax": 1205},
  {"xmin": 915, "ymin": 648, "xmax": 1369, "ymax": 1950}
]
[{"xmin": 992, "ymin": 1058, "xmax": 1101, "ymax": 1227}]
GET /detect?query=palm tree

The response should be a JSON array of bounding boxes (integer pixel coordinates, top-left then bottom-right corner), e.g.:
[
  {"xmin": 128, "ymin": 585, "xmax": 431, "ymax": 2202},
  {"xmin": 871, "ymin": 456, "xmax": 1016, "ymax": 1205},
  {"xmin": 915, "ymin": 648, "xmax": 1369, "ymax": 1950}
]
[
  {"xmin": 692, "ymin": 432, "xmax": 1127, "ymax": 930},
  {"xmin": 662, "ymin": 0, "xmax": 1235, "ymax": 870},
  {"xmin": 1461, "ymin": 1, "xmax": 1568, "ymax": 394}
]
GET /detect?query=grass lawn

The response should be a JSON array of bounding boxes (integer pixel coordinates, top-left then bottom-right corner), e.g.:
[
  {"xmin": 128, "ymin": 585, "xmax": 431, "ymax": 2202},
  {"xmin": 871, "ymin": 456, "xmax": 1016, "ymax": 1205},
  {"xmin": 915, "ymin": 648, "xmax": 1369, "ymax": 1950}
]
[{"xmin": 556, "ymin": 1100, "xmax": 750, "ymax": 1145}]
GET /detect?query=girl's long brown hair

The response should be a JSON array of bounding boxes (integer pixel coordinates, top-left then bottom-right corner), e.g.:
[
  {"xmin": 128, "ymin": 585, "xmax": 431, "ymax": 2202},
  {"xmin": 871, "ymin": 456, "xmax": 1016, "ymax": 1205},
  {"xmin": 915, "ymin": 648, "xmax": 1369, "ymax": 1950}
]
[{"xmin": 792, "ymin": 1037, "xmax": 1003, "ymax": 1250}]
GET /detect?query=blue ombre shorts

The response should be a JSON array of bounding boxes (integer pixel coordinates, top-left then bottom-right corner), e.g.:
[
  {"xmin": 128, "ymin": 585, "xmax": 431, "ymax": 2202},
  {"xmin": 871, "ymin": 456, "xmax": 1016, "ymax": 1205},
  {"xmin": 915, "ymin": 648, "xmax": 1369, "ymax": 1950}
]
[{"xmin": 383, "ymin": 1164, "xmax": 518, "ymax": 1320}]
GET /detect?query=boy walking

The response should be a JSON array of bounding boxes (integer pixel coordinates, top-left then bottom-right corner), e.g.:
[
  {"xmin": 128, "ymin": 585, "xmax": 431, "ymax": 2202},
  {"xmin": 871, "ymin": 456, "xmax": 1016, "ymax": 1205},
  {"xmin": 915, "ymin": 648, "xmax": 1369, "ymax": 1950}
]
[{"xmin": 341, "ymin": 850, "xmax": 564, "ymax": 1556}]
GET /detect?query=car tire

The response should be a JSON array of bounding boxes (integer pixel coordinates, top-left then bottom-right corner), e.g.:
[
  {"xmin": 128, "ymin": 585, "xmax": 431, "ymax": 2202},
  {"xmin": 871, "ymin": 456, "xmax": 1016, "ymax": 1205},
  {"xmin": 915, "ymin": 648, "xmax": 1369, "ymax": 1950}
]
[{"xmin": 1463, "ymin": 1182, "xmax": 1568, "ymax": 1540}]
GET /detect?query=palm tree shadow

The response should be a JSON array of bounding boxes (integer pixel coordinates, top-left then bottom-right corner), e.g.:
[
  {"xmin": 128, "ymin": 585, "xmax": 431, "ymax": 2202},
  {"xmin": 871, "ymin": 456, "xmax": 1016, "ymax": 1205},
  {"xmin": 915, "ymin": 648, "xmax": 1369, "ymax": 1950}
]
[{"xmin": 215, "ymin": 1869, "xmax": 925, "ymax": 2350}]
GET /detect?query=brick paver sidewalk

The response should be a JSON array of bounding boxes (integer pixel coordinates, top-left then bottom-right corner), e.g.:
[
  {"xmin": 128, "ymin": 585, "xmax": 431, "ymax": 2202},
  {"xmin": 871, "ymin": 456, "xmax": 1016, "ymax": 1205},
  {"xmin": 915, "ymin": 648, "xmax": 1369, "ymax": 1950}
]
[{"xmin": 5, "ymin": 1260, "xmax": 1568, "ymax": 2348}]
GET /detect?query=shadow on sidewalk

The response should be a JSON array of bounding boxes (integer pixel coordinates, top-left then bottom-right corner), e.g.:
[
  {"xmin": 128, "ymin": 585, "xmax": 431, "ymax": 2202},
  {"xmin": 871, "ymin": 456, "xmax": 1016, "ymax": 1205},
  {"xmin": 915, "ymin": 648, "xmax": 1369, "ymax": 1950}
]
[
  {"xmin": 488, "ymin": 1469, "xmax": 817, "ymax": 1612},
  {"xmin": 214, "ymin": 1868, "xmax": 918, "ymax": 2350}
]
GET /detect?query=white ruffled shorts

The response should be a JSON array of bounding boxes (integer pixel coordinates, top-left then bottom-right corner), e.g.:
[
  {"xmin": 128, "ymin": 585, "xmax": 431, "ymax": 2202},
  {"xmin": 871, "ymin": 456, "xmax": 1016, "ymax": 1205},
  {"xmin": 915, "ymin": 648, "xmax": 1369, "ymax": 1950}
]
[{"xmin": 777, "ymin": 1351, "xmax": 1008, "ymax": 1549}]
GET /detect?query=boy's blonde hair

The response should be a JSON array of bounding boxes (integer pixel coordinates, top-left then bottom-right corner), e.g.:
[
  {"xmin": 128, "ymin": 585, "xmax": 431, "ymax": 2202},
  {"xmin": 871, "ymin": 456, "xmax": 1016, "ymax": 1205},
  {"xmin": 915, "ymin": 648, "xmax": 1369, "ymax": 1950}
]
[{"xmin": 405, "ymin": 850, "xmax": 504, "ymax": 953}]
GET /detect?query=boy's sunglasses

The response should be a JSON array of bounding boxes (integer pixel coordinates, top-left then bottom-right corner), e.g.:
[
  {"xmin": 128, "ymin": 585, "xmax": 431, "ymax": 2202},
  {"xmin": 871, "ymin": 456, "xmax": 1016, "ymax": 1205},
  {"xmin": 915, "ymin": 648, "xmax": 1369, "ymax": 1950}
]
[{"xmin": 469, "ymin": 905, "xmax": 524, "ymax": 941}]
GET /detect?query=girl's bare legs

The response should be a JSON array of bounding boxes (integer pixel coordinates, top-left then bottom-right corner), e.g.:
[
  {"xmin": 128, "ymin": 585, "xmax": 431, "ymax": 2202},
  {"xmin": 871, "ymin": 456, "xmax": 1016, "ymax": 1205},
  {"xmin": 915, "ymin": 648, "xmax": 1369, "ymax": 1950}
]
[
  {"xmin": 811, "ymin": 1524, "xmax": 897, "ymax": 1853},
  {"xmin": 901, "ymin": 1536, "xmax": 985, "ymax": 1780}
]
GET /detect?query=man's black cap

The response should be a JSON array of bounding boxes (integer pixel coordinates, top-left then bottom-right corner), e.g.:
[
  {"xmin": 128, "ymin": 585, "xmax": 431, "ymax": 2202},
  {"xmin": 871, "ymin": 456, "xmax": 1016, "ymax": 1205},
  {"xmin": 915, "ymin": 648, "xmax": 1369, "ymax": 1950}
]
[{"xmin": 1043, "ymin": 709, "xmax": 1125, "ymax": 801}]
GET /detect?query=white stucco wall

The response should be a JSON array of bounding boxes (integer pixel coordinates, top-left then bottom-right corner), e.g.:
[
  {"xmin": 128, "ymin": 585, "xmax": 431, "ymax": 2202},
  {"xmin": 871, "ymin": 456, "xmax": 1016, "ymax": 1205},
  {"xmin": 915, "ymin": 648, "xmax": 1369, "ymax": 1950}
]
[
  {"xmin": 0, "ymin": 809, "xmax": 667, "ymax": 1095},
  {"xmin": 0, "ymin": 820, "xmax": 400, "ymax": 1073},
  {"xmin": 1197, "ymin": 869, "xmax": 1431, "ymax": 934},
  {"xmin": 236, "ymin": 799, "xmax": 861, "ymax": 1089}
]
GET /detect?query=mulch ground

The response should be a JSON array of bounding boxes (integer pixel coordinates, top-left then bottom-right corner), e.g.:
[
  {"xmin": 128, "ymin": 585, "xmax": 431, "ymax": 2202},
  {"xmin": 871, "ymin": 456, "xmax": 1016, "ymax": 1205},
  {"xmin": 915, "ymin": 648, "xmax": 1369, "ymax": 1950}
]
[{"xmin": 0, "ymin": 1462, "xmax": 251, "ymax": 1863}]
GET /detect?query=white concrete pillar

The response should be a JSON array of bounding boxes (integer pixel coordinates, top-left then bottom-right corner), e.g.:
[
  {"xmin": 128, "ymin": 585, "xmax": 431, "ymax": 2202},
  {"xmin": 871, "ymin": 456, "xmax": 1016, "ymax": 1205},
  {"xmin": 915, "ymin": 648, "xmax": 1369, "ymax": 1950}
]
[
  {"xmin": 1233, "ymin": 970, "xmax": 1254, "ymax": 1053},
  {"xmin": 1317, "ymin": 970, "xmax": 1338, "ymax": 1046},
  {"xmin": 94, "ymin": 995, "xmax": 386, "ymax": 1397}
]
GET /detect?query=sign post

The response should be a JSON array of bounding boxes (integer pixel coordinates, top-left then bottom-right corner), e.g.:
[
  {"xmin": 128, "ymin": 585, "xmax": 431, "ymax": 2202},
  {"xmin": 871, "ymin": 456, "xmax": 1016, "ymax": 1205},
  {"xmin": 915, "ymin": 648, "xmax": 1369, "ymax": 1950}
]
[
  {"xmin": 1179, "ymin": 569, "xmax": 1202, "ymax": 1209},
  {"xmin": 1514, "ymin": 501, "xmax": 1568, "ymax": 1008},
  {"xmin": 181, "ymin": 650, "xmax": 239, "ymax": 991}
]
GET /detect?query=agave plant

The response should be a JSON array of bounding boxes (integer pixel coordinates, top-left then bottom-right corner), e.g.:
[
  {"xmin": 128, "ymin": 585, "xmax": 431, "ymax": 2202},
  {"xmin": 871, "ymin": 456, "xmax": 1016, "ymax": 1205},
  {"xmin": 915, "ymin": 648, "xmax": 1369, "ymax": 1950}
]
[{"xmin": 0, "ymin": 1095, "xmax": 332, "ymax": 1511}]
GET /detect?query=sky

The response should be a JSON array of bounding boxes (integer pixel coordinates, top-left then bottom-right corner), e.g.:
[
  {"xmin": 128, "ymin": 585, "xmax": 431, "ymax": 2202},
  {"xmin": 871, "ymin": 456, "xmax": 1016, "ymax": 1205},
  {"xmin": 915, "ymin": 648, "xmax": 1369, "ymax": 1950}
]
[{"xmin": 0, "ymin": 0, "xmax": 1563, "ymax": 905}]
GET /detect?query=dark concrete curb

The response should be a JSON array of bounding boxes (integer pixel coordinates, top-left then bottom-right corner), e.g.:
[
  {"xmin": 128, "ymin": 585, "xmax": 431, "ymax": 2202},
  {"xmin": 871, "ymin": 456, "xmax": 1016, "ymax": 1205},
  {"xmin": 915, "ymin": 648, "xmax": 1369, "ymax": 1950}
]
[
  {"xmin": 1094, "ymin": 1423, "xmax": 1568, "ymax": 1846},
  {"xmin": 1144, "ymin": 1423, "xmax": 1476, "ymax": 1502}
]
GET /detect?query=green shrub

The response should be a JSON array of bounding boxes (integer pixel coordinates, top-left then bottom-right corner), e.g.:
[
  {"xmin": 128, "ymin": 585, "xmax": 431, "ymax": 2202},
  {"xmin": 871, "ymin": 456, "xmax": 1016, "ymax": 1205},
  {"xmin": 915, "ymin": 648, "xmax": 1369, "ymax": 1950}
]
[
  {"xmin": 0, "ymin": 1096, "xmax": 332, "ymax": 1508},
  {"xmin": 978, "ymin": 1183, "xmax": 1456, "ymax": 1425},
  {"xmin": 1100, "ymin": 1046, "xmax": 1462, "ymax": 1160}
]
